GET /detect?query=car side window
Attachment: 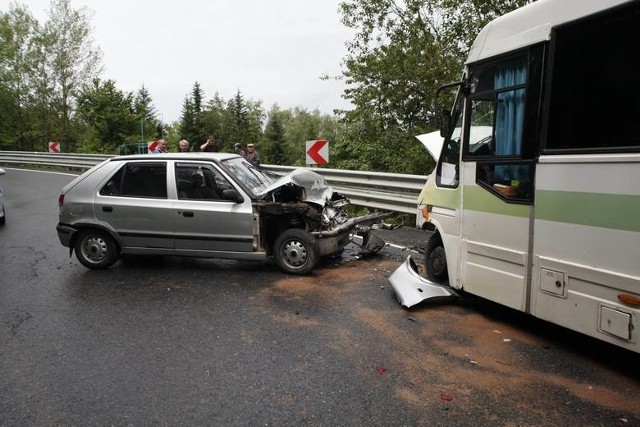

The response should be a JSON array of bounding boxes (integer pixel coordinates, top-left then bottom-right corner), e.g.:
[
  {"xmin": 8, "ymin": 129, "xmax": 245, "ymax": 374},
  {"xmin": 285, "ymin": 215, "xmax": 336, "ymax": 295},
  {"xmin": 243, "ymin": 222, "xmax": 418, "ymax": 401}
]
[
  {"xmin": 175, "ymin": 163, "xmax": 234, "ymax": 201},
  {"xmin": 100, "ymin": 162, "xmax": 167, "ymax": 198}
]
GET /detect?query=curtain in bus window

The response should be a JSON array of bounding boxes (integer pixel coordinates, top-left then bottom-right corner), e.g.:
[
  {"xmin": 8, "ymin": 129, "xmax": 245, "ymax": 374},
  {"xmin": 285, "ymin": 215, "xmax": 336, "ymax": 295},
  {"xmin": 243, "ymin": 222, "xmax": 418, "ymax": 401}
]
[{"xmin": 494, "ymin": 61, "xmax": 526, "ymax": 181}]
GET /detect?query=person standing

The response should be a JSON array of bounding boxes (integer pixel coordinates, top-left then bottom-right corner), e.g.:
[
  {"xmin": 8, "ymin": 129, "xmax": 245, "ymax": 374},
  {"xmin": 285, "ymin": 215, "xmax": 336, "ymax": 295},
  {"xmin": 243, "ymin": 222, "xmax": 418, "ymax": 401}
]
[
  {"xmin": 152, "ymin": 139, "xmax": 168, "ymax": 153},
  {"xmin": 200, "ymin": 137, "xmax": 219, "ymax": 152},
  {"xmin": 245, "ymin": 143, "xmax": 261, "ymax": 167},
  {"xmin": 178, "ymin": 139, "xmax": 190, "ymax": 152},
  {"xmin": 233, "ymin": 143, "xmax": 246, "ymax": 159}
]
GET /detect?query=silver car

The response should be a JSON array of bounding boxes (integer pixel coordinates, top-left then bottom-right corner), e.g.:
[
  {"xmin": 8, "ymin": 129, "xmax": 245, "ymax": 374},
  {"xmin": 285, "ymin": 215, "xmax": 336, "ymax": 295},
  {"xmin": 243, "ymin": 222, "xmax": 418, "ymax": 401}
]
[{"xmin": 56, "ymin": 153, "xmax": 388, "ymax": 274}]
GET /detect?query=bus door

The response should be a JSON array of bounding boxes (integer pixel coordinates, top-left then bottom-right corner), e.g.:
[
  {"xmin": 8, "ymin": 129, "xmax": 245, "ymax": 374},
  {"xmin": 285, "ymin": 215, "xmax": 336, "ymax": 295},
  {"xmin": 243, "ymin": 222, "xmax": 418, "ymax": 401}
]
[{"xmin": 458, "ymin": 51, "xmax": 541, "ymax": 312}]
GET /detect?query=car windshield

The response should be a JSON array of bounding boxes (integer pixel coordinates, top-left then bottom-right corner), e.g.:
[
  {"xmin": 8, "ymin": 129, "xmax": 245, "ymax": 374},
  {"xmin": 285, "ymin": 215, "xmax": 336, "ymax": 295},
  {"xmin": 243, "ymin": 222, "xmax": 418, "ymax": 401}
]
[{"xmin": 221, "ymin": 157, "xmax": 278, "ymax": 193}]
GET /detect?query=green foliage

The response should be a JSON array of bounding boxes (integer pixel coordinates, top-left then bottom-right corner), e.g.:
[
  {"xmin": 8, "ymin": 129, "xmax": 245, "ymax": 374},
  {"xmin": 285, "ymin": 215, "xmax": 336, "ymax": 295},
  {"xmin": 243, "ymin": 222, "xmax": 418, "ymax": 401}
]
[
  {"xmin": 76, "ymin": 78, "xmax": 138, "ymax": 153},
  {"xmin": 336, "ymin": 0, "xmax": 530, "ymax": 174},
  {"xmin": 42, "ymin": 0, "xmax": 102, "ymax": 151},
  {"xmin": 262, "ymin": 105, "xmax": 287, "ymax": 165},
  {"xmin": 134, "ymin": 85, "xmax": 160, "ymax": 140},
  {"xmin": 0, "ymin": 0, "xmax": 101, "ymax": 152}
]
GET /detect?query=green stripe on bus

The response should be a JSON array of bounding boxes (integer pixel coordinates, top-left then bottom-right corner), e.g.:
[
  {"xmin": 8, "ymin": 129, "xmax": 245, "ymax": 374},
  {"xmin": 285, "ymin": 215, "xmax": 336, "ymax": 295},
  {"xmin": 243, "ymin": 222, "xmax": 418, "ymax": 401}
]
[
  {"xmin": 428, "ymin": 186, "xmax": 461, "ymax": 209},
  {"xmin": 463, "ymin": 186, "xmax": 530, "ymax": 217},
  {"xmin": 535, "ymin": 190, "xmax": 640, "ymax": 232}
]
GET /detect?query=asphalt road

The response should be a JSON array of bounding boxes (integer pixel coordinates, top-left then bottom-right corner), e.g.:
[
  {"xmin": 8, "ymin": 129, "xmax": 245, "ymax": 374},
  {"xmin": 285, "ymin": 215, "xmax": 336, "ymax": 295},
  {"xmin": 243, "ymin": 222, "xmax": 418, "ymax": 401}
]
[{"xmin": 1, "ymin": 167, "xmax": 639, "ymax": 426}]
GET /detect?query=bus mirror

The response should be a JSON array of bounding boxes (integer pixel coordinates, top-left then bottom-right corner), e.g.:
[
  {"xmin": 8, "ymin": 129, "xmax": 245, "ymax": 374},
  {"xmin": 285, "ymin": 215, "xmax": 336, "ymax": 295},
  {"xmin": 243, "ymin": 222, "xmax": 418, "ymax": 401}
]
[
  {"xmin": 439, "ymin": 108, "xmax": 452, "ymax": 138},
  {"xmin": 435, "ymin": 80, "xmax": 464, "ymax": 138}
]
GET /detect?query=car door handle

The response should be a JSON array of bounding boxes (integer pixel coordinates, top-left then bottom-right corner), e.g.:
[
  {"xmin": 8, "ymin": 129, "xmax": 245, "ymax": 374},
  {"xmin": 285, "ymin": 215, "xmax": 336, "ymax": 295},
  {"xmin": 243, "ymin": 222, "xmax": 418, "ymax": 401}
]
[
  {"xmin": 102, "ymin": 206, "xmax": 113, "ymax": 212},
  {"xmin": 182, "ymin": 211, "xmax": 194, "ymax": 217}
]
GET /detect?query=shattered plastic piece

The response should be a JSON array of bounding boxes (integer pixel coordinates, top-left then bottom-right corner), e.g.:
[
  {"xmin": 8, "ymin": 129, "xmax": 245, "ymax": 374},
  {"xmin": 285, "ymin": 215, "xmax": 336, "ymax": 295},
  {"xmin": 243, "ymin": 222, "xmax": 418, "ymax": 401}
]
[
  {"xmin": 503, "ymin": 338, "xmax": 511, "ymax": 342},
  {"xmin": 362, "ymin": 231, "xmax": 385, "ymax": 253},
  {"xmin": 351, "ymin": 229, "xmax": 386, "ymax": 255},
  {"xmin": 372, "ymin": 222, "xmax": 401, "ymax": 230},
  {"xmin": 375, "ymin": 366, "xmax": 386, "ymax": 375},
  {"xmin": 389, "ymin": 255, "xmax": 458, "ymax": 308}
]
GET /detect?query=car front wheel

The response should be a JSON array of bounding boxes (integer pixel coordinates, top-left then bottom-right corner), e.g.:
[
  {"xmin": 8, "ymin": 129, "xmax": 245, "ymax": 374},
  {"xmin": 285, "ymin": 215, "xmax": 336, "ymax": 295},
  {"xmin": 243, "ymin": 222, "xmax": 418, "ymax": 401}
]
[
  {"xmin": 74, "ymin": 229, "xmax": 119, "ymax": 270},
  {"xmin": 273, "ymin": 229, "xmax": 319, "ymax": 275}
]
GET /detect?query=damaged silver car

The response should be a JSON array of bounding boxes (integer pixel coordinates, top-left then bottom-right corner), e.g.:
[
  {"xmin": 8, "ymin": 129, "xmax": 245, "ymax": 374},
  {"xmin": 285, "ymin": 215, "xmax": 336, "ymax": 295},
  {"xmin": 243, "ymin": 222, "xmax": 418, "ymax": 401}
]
[{"xmin": 56, "ymin": 153, "xmax": 389, "ymax": 274}]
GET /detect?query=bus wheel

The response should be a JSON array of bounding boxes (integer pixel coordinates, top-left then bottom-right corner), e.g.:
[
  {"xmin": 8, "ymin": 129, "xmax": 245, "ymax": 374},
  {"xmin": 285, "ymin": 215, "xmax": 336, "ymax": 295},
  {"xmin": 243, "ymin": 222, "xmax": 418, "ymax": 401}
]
[{"xmin": 426, "ymin": 243, "xmax": 448, "ymax": 284}]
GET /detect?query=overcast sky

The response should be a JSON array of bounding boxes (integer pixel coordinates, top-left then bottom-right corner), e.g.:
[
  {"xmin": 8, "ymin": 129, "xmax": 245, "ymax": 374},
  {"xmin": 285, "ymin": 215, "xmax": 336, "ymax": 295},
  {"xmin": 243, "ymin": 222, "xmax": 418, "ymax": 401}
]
[{"xmin": 1, "ymin": 0, "xmax": 355, "ymax": 123}]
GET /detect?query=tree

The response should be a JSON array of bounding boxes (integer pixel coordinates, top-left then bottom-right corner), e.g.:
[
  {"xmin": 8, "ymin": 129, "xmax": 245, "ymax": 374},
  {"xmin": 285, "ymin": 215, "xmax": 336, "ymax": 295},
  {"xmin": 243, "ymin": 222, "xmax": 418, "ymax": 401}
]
[
  {"xmin": 179, "ymin": 94, "xmax": 196, "ymax": 147},
  {"xmin": 0, "ymin": 4, "xmax": 39, "ymax": 150},
  {"xmin": 202, "ymin": 91, "xmax": 227, "ymax": 147},
  {"xmin": 262, "ymin": 105, "xmax": 287, "ymax": 165},
  {"xmin": 224, "ymin": 90, "xmax": 264, "ymax": 150},
  {"xmin": 134, "ymin": 85, "xmax": 160, "ymax": 140},
  {"xmin": 76, "ymin": 78, "xmax": 137, "ymax": 153},
  {"xmin": 42, "ymin": 0, "xmax": 102, "ymax": 149},
  {"xmin": 337, "ymin": 0, "xmax": 530, "ymax": 174},
  {"xmin": 179, "ymin": 81, "xmax": 207, "ymax": 147}
]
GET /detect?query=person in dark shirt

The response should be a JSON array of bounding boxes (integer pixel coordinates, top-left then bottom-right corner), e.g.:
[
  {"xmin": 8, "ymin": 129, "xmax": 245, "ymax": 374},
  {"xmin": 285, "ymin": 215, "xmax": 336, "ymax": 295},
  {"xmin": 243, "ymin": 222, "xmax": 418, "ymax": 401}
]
[
  {"xmin": 245, "ymin": 143, "xmax": 261, "ymax": 167},
  {"xmin": 200, "ymin": 137, "xmax": 219, "ymax": 152},
  {"xmin": 233, "ymin": 143, "xmax": 246, "ymax": 159}
]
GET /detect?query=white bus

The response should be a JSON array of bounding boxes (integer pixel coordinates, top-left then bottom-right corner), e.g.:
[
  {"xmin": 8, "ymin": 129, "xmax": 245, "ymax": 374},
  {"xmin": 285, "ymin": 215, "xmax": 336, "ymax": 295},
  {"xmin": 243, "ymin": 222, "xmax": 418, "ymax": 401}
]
[{"xmin": 393, "ymin": 0, "xmax": 640, "ymax": 353}]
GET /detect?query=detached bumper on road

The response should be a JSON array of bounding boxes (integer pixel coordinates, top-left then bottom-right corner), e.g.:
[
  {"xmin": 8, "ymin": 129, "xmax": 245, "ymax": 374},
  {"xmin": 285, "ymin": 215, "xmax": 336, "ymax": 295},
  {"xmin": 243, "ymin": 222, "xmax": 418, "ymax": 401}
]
[{"xmin": 389, "ymin": 255, "xmax": 458, "ymax": 308}]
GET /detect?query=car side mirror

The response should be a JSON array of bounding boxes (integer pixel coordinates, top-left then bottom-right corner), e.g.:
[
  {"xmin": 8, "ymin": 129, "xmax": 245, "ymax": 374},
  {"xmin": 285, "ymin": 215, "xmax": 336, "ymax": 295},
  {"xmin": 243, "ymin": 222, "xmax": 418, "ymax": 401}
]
[{"xmin": 221, "ymin": 189, "xmax": 244, "ymax": 203}]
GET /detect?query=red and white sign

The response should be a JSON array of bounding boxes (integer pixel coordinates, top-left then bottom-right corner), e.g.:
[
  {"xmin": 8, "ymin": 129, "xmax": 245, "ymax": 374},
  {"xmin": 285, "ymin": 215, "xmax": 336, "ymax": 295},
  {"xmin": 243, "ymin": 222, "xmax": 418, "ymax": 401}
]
[
  {"xmin": 147, "ymin": 140, "xmax": 159, "ymax": 153},
  {"xmin": 306, "ymin": 139, "xmax": 329, "ymax": 165},
  {"xmin": 48, "ymin": 141, "xmax": 60, "ymax": 153}
]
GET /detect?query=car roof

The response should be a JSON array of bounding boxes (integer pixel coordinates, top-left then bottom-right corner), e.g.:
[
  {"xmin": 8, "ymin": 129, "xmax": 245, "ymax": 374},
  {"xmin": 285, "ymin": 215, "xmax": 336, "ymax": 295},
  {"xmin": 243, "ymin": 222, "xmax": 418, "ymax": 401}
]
[{"xmin": 109, "ymin": 152, "xmax": 241, "ymax": 162}]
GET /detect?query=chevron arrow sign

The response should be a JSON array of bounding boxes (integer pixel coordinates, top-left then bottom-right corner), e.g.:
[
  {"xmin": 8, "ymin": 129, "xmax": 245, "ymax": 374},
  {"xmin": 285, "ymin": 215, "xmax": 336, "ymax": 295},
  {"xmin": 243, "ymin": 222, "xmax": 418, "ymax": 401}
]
[{"xmin": 305, "ymin": 139, "xmax": 329, "ymax": 165}]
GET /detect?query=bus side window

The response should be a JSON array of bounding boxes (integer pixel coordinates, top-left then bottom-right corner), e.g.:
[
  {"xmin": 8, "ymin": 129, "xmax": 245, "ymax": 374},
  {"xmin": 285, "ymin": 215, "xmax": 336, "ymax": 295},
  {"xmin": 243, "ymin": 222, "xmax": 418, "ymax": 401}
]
[
  {"xmin": 436, "ymin": 138, "xmax": 460, "ymax": 187},
  {"xmin": 466, "ymin": 54, "xmax": 536, "ymax": 202}
]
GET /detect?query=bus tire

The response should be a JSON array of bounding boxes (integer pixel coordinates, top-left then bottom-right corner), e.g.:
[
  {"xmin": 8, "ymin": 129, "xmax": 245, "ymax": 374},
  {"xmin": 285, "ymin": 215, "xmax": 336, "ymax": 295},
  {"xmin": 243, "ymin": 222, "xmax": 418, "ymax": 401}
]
[{"xmin": 425, "ymin": 238, "xmax": 448, "ymax": 284}]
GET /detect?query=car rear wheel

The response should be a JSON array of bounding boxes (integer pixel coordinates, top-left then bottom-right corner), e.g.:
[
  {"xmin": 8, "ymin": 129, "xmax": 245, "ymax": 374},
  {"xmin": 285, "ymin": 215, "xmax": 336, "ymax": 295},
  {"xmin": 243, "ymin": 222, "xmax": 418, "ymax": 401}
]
[
  {"xmin": 74, "ymin": 229, "xmax": 119, "ymax": 270},
  {"xmin": 273, "ymin": 229, "xmax": 319, "ymax": 275}
]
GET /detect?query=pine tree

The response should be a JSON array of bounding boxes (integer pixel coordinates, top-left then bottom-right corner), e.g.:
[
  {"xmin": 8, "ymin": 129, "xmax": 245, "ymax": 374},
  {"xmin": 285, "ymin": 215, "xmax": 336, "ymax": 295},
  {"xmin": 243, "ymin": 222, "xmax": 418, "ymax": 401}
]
[{"xmin": 263, "ymin": 105, "xmax": 287, "ymax": 165}]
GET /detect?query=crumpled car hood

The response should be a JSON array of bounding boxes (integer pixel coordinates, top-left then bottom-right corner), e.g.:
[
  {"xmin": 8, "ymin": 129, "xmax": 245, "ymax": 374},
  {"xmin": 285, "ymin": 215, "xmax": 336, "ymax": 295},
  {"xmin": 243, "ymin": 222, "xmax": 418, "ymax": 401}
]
[{"xmin": 255, "ymin": 168, "xmax": 334, "ymax": 205}]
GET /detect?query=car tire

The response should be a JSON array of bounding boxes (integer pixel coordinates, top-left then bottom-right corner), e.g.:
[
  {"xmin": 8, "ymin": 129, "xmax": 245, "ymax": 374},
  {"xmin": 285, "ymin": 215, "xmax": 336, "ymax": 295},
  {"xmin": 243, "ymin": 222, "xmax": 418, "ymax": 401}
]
[
  {"xmin": 425, "ymin": 236, "xmax": 448, "ymax": 284},
  {"xmin": 74, "ymin": 229, "xmax": 119, "ymax": 270},
  {"xmin": 273, "ymin": 229, "xmax": 319, "ymax": 275}
]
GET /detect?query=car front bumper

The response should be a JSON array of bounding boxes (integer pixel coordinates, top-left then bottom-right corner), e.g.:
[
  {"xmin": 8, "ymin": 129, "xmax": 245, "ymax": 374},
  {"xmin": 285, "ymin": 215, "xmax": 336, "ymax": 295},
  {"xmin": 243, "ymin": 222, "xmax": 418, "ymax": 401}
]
[{"xmin": 312, "ymin": 212, "xmax": 391, "ymax": 255}]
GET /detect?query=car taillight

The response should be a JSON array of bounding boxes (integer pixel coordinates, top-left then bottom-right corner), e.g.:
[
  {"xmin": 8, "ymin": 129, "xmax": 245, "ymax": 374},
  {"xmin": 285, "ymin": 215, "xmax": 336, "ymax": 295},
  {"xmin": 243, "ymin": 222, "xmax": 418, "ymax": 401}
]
[{"xmin": 58, "ymin": 194, "xmax": 64, "ymax": 207}]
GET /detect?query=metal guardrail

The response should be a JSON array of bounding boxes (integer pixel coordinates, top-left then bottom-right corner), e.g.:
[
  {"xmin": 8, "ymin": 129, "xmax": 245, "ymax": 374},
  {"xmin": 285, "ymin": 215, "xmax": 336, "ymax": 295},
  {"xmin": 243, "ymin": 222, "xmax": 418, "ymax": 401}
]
[{"xmin": 0, "ymin": 151, "xmax": 427, "ymax": 215}]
